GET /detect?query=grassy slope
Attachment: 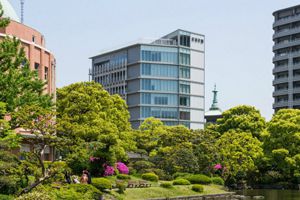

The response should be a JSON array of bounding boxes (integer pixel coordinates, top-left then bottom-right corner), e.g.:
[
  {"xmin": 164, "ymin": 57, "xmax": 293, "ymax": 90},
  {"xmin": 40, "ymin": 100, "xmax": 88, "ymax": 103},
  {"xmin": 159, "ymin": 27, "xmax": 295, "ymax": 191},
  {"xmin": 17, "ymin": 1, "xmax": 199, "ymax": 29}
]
[{"xmin": 110, "ymin": 184, "xmax": 228, "ymax": 200}]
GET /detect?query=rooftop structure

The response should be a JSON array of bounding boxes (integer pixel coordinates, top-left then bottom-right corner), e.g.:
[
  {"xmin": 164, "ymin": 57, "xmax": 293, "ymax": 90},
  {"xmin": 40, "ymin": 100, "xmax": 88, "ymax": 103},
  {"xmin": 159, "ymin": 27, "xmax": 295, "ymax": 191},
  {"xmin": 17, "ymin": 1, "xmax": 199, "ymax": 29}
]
[{"xmin": 205, "ymin": 85, "xmax": 222, "ymax": 124}]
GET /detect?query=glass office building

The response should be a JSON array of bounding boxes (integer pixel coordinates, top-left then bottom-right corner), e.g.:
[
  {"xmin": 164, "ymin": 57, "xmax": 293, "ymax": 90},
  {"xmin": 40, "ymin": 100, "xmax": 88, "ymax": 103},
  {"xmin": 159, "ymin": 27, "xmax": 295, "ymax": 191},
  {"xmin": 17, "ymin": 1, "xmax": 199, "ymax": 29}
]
[{"xmin": 90, "ymin": 30, "xmax": 205, "ymax": 129}]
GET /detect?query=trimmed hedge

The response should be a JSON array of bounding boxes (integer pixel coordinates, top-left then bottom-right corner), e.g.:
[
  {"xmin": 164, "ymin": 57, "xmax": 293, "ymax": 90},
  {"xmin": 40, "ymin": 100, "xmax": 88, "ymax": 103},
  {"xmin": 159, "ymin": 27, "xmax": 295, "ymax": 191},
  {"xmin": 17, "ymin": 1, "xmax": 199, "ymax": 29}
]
[
  {"xmin": 116, "ymin": 174, "xmax": 131, "ymax": 180},
  {"xmin": 187, "ymin": 174, "xmax": 212, "ymax": 184},
  {"xmin": 15, "ymin": 191, "xmax": 52, "ymax": 200},
  {"xmin": 92, "ymin": 178, "xmax": 112, "ymax": 191},
  {"xmin": 141, "ymin": 173, "xmax": 159, "ymax": 182},
  {"xmin": 160, "ymin": 182, "xmax": 173, "ymax": 188},
  {"xmin": 173, "ymin": 178, "xmax": 191, "ymax": 185},
  {"xmin": 211, "ymin": 177, "xmax": 224, "ymax": 185},
  {"xmin": 192, "ymin": 184, "xmax": 204, "ymax": 192}
]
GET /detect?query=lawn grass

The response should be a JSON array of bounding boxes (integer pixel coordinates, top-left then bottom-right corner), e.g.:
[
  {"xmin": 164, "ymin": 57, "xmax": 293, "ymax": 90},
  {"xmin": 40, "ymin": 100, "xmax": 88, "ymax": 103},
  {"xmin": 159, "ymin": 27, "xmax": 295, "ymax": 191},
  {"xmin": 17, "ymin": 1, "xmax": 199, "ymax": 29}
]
[{"xmin": 109, "ymin": 184, "xmax": 228, "ymax": 200}]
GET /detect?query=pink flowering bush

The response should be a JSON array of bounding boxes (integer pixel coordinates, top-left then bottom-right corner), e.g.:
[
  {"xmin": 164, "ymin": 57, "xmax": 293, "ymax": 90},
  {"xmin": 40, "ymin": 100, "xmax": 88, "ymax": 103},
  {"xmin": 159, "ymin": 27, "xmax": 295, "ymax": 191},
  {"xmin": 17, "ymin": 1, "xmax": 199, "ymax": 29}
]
[
  {"xmin": 116, "ymin": 162, "xmax": 129, "ymax": 174},
  {"xmin": 214, "ymin": 164, "xmax": 222, "ymax": 170},
  {"xmin": 103, "ymin": 165, "xmax": 115, "ymax": 176}
]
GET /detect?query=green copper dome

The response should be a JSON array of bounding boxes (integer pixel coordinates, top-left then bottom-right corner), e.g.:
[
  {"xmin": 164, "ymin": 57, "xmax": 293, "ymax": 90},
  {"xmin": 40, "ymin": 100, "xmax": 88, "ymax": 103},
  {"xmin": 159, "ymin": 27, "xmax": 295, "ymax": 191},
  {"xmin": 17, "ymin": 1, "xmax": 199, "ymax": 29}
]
[{"xmin": 0, "ymin": 0, "xmax": 20, "ymax": 22}]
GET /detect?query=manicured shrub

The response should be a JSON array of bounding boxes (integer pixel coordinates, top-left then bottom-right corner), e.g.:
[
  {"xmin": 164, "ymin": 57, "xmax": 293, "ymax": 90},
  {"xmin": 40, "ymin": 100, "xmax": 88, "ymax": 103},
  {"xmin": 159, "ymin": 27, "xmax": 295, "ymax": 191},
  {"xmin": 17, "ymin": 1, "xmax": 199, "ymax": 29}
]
[
  {"xmin": 211, "ymin": 177, "xmax": 224, "ymax": 185},
  {"xmin": 133, "ymin": 160, "xmax": 155, "ymax": 173},
  {"xmin": 116, "ymin": 180, "xmax": 127, "ymax": 194},
  {"xmin": 141, "ymin": 172, "xmax": 159, "ymax": 182},
  {"xmin": 192, "ymin": 184, "xmax": 204, "ymax": 192},
  {"xmin": 117, "ymin": 174, "xmax": 131, "ymax": 180},
  {"xmin": 66, "ymin": 149, "xmax": 89, "ymax": 175},
  {"xmin": 0, "ymin": 194, "xmax": 14, "ymax": 200},
  {"xmin": 160, "ymin": 182, "xmax": 173, "ymax": 188},
  {"xmin": 187, "ymin": 174, "xmax": 212, "ymax": 184},
  {"xmin": 173, "ymin": 178, "xmax": 191, "ymax": 185},
  {"xmin": 15, "ymin": 191, "xmax": 52, "ymax": 200},
  {"xmin": 116, "ymin": 162, "xmax": 129, "ymax": 174},
  {"xmin": 92, "ymin": 178, "xmax": 112, "ymax": 191},
  {"xmin": 172, "ymin": 172, "xmax": 192, "ymax": 179}
]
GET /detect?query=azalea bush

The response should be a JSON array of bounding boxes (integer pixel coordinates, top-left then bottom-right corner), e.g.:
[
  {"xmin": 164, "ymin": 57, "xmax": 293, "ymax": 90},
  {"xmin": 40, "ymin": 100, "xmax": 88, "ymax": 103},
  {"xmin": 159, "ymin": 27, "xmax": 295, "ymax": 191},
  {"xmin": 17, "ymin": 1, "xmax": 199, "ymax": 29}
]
[
  {"xmin": 103, "ymin": 165, "xmax": 114, "ymax": 176},
  {"xmin": 116, "ymin": 162, "xmax": 129, "ymax": 174}
]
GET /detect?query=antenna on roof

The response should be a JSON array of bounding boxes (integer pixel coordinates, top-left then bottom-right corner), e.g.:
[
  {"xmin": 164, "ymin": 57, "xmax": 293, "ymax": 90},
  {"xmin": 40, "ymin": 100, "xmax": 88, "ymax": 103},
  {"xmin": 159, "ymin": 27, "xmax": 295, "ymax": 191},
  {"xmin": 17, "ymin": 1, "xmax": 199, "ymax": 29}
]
[{"xmin": 20, "ymin": 0, "xmax": 24, "ymax": 23}]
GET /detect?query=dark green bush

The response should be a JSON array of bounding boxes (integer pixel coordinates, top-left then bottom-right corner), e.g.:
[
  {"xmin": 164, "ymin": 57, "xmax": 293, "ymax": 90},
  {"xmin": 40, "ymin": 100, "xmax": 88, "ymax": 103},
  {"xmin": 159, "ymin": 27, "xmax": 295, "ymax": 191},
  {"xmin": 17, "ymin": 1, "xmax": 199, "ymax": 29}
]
[
  {"xmin": 211, "ymin": 177, "xmax": 224, "ymax": 185},
  {"xmin": 92, "ymin": 178, "xmax": 112, "ymax": 191},
  {"xmin": 187, "ymin": 174, "xmax": 212, "ymax": 184},
  {"xmin": 173, "ymin": 178, "xmax": 191, "ymax": 185},
  {"xmin": 160, "ymin": 182, "xmax": 173, "ymax": 188},
  {"xmin": 141, "ymin": 172, "xmax": 159, "ymax": 182},
  {"xmin": 192, "ymin": 184, "xmax": 204, "ymax": 192},
  {"xmin": 116, "ymin": 180, "xmax": 127, "ymax": 194},
  {"xmin": 66, "ymin": 149, "xmax": 89, "ymax": 175},
  {"xmin": 117, "ymin": 174, "xmax": 131, "ymax": 180}
]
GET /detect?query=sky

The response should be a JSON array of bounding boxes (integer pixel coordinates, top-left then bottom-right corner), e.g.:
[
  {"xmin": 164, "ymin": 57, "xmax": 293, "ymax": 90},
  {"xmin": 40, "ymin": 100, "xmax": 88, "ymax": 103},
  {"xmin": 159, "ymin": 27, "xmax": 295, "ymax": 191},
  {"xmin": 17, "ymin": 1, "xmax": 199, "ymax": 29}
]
[{"xmin": 9, "ymin": 0, "xmax": 300, "ymax": 120}]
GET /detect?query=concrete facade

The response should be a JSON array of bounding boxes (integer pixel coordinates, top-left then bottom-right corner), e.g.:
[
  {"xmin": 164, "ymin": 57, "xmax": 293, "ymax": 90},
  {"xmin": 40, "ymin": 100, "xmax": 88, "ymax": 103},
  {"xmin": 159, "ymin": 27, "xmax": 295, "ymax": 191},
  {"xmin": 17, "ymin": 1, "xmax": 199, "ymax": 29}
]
[
  {"xmin": 273, "ymin": 5, "xmax": 300, "ymax": 110},
  {"xmin": 91, "ymin": 30, "xmax": 205, "ymax": 129}
]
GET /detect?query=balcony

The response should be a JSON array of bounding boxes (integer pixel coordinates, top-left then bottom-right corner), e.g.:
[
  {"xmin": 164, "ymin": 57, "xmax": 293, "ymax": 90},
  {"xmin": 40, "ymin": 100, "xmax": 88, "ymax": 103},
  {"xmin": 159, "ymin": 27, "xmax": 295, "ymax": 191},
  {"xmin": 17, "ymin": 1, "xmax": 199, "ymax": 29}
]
[
  {"xmin": 273, "ymin": 101, "xmax": 289, "ymax": 108},
  {"xmin": 273, "ymin": 89, "xmax": 289, "ymax": 96},
  {"xmin": 293, "ymin": 76, "xmax": 300, "ymax": 81},
  {"xmin": 273, "ymin": 27, "xmax": 300, "ymax": 39},
  {"xmin": 273, "ymin": 39, "xmax": 300, "ymax": 51},
  {"xmin": 273, "ymin": 65, "xmax": 288, "ymax": 73},
  {"xmin": 293, "ymin": 87, "xmax": 300, "ymax": 93},
  {"xmin": 273, "ymin": 77, "xmax": 289, "ymax": 85},
  {"xmin": 293, "ymin": 99, "xmax": 300, "ymax": 106},
  {"xmin": 273, "ymin": 14, "xmax": 300, "ymax": 28},
  {"xmin": 273, "ymin": 54, "xmax": 289, "ymax": 62}
]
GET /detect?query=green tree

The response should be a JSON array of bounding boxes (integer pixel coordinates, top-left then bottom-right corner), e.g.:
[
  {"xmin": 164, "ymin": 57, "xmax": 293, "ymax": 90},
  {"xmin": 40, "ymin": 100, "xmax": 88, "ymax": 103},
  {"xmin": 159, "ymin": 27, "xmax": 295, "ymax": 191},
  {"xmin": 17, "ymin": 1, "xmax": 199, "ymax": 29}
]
[
  {"xmin": 263, "ymin": 109, "xmax": 300, "ymax": 181},
  {"xmin": 0, "ymin": 102, "xmax": 22, "ymax": 194},
  {"xmin": 135, "ymin": 117, "xmax": 167, "ymax": 155},
  {"xmin": 216, "ymin": 130, "xmax": 263, "ymax": 183},
  {"xmin": 217, "ymin": 105, "xmax": 266, "ymax": 138},
  {"xmin": 13, "ymin": 105, "xmax": 66, "ymax": 195},
  {"xmin": 57, "ymin": 82, "xmax": 135, "ymax": 174}
]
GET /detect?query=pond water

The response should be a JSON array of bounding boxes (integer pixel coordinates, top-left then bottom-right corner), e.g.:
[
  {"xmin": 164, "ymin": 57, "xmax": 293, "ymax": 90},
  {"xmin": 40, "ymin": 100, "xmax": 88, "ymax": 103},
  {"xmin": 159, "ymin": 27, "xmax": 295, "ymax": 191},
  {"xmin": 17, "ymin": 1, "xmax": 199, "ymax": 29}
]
[{"xmin": 236, "ymin": 189, "xmax": 300, "ymax": 200}]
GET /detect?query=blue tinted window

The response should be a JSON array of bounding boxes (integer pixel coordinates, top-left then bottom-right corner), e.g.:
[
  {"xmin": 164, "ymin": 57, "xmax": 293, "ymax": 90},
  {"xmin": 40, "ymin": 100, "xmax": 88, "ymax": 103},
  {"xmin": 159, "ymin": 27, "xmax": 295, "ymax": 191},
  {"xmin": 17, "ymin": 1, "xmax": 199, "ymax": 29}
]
[
  {"xmin": 141, "ymin": 93, "xmax": 178, "ymax": 106},
  {"xmin": 142, "ymin": 79, "xmax": 178, "ymax": 92},
  {"xmin": 141, "ymin": 63, "xmax": 178, "ymax": 78},
  {"xmin": 141, "ymin": 107, "xmax": 178, "ymax": 119},
  {"xmin": 179, "ymin": 66, "xmax": 190, "ymax": 79},
  {"xmin": 141, "ymin": 50, "xmax": 178, "ymax": 64}
]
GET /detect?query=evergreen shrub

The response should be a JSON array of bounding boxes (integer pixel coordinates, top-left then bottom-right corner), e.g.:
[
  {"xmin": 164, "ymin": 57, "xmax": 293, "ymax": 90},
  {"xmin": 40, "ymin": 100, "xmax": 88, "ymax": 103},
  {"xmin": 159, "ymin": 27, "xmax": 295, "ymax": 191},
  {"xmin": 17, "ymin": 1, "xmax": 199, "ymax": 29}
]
[
  {"xmin": 211, "ymin": 177, "xmax": 224, "ymax": 185},
  {"xmin": 92, "ymin": 178, "xmax": 112, "ymax": 191},
  {"xmin": 192, "ymin": 184, "xmax": 204, "ymax": 192},
  {"xmin": 173, "ymin": 178, "xmax": 191, "ymax": 185},
  {"xmin": 187, "ymin": 174, "xmax": 212, "ymax": 184},
  {"xmin": 141, "ymin": 173, "xmax": 159, "ymax": 182}
]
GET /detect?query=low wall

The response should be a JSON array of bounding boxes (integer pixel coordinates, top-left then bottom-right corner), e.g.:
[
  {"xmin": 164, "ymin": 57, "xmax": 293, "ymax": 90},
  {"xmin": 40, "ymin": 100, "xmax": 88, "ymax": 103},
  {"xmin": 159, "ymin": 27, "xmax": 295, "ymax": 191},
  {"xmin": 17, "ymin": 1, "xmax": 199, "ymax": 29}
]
[{"xmin": 147, "ymin": 192, "xmax": 236, "ymax": 200}]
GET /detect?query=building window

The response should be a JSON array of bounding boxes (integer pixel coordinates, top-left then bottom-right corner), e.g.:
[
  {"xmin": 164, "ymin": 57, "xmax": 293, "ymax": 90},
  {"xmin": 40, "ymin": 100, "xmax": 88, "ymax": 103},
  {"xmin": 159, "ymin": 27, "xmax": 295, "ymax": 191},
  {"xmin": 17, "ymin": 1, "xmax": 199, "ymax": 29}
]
[
  {"xmin": 179, "ymin": 53, "xmax": 190, "ymax": 65},
  {"xmin": 141, "ymin": 50, "xmax": 178, "ymax": 64},
  {"xmin": 142, "ymin": 79, "xmax": 178, "ymax": 92},
  {"xmin": 179, "ymin": 66, "xmax": 190, "ymax": 79},
  {"xmin": 141, "ymin": 63, "xmax": 178, "ymax": 78},
  {"xmin": 34, "ymin": 63, "xmax": 40, "ymax": 71},
  {"xmin": 141, "ymin": 107, "xmax": 178, "ymax": 119},
  {"xmin": 32, "ymin": 35, "xmax": 35, "ymax": 43},
  {"xmin": 180, "ymin": 110, "xmax": 190, "ymax": 120},
  {"xmin": 180, "ymin": 96, "xmax": 190, "ymax": 106},
  {"xmin": 154, "ymin": 96, "xmax": 168, "ymax": 105},
  {"xmin": 44, "ymin": 67, "xmax": 48, "ymax": 80},
  {"xmin": 180, "ymin": 35, "xmax": 190, "ymax": 47},
  {"xmin": 179, "ymin": 81, "xmax": 190, "ymax": 94}
]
